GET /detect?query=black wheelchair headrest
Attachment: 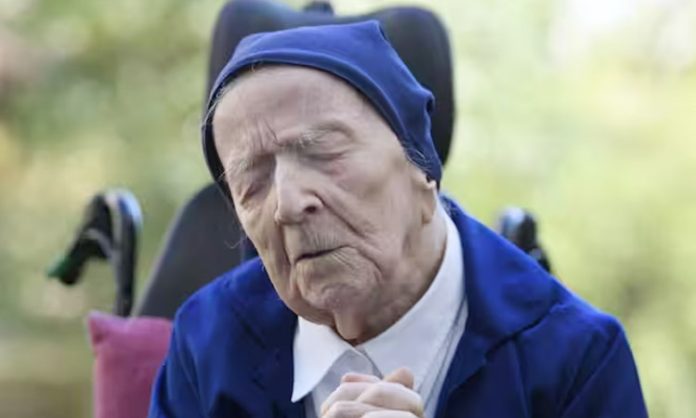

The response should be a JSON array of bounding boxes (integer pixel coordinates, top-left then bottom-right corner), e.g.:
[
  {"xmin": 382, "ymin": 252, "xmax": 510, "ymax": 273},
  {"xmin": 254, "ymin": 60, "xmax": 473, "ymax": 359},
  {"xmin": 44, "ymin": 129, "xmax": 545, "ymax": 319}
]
[{"xmin": 205, "ymin": 0, "xmax": 455, "ymax": 164}]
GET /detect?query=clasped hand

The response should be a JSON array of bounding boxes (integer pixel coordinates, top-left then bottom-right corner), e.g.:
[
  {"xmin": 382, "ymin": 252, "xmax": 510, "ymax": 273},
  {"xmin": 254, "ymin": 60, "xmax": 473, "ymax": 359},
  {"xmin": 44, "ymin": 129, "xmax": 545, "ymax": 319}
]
[{"xmin": 320, "ymin": 368, "xmax": 425, "ymax": 418}]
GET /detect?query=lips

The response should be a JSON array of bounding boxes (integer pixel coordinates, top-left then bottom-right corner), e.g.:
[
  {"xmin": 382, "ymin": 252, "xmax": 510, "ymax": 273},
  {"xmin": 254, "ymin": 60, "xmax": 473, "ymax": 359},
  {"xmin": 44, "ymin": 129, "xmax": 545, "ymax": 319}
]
[{"xmin": 295, "ymin": 247, "xmax": 341, "ymax": 263}]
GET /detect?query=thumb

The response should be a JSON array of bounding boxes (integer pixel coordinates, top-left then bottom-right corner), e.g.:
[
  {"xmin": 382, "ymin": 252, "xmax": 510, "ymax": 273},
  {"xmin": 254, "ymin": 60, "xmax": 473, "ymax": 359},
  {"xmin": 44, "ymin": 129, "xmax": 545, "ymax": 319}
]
[{"xmin": 383, "ymin": 367, "xmax": 415, "ymax": 389}]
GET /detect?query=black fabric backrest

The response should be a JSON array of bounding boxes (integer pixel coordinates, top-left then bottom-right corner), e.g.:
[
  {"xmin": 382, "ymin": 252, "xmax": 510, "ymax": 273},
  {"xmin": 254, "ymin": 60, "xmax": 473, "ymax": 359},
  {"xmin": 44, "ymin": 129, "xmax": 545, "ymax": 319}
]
[
  {"xmin": 135, "ymin": 184, "xmax": 243, "ymax": 317},
  {"xmin": 135, "ymin": 0, "xmax": 455, "ymax": 318}
]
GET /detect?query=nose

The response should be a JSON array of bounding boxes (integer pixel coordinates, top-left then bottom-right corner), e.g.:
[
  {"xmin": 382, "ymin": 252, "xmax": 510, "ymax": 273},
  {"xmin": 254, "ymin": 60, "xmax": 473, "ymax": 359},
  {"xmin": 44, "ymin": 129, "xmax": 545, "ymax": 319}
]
[{"xmin": 273, "ymin": 156, "xmax": 322, "ymax": 224}]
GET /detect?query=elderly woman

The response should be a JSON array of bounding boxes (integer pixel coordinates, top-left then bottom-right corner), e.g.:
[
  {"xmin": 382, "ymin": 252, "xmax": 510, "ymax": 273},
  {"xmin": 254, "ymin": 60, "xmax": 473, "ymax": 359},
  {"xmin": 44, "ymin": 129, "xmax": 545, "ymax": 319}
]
[{"xmin": 148, "ymin": 22, "xmax": 646, "ymax": 418}]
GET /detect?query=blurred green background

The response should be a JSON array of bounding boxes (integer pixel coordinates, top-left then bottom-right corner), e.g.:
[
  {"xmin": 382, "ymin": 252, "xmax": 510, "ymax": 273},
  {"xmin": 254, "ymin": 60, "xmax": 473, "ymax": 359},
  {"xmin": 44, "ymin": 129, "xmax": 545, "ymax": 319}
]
[{"xmin": 0, "ymin": 0, "xmax": 694, "ymax": 416}]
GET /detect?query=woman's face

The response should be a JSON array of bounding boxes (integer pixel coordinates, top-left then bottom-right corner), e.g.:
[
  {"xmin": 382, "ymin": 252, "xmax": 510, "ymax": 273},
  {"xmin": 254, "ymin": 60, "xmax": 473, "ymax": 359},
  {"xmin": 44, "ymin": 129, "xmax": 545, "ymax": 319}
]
[{"xmin": 212, "ymin": 66, "xmax": 436, "ymax": 340}]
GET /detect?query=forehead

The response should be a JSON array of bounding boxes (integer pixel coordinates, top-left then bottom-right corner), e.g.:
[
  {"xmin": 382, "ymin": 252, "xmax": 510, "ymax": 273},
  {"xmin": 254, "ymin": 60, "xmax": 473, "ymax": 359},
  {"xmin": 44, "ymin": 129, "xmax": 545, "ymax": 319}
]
[{"xmin": 212, "ymin": 66, "xmax": 369, "ymax": 149}]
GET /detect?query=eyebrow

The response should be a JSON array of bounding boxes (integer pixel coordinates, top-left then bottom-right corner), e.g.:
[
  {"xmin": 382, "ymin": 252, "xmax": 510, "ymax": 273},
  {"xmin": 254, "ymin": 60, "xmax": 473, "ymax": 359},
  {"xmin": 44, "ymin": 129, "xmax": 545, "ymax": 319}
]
[{"xmin": 219, "ymin": 120, "xmax": 352, "ymax": 182}]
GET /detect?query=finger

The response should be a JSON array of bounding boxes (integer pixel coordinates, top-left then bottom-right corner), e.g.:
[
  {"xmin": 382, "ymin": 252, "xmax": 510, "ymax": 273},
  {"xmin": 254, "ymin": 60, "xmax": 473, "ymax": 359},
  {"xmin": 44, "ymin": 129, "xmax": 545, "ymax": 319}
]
[
  {"xmin": 363, "ymin": 410, "xmax": 420, "ymax": 418},
  {"xmin": 320, "ymin": 382, "xmax": 374, "ymax": 416},
  {"xmin": 322, "ymin": 400, "xmax": 383, "ymax": 418},
  {"xmin": 383, "ymin": 367, "xmax": 415, "ymax": 389},
  {"xmin": 356, "ymin": 381, "xmax": 424, "ymax": 417},
  {"xmin": 342, "ymin": 372, "xmax": 381, "ymax": 384}
]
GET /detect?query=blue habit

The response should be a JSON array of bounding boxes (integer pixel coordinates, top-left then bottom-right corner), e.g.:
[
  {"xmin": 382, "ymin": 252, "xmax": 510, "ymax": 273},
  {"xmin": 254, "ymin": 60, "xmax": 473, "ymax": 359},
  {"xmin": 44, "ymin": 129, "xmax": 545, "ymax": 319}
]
[{"xmin": 148, "ymin": 200, "xmax": 647, "ymax": 418}]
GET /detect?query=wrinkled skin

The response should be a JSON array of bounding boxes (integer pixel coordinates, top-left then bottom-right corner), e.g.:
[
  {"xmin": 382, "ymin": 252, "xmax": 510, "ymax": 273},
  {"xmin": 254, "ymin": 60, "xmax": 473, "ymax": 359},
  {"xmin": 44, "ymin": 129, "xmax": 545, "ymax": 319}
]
[{"xmin": 212, "ymin": 66, "xmax": 446, "ymax": 344}]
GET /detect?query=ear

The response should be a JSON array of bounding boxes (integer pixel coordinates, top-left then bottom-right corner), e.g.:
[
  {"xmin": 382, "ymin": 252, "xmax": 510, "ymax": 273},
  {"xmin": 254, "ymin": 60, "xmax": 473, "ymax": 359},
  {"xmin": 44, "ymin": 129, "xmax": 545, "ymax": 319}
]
[{"xmin": 410, "ymin": 167, "xmax": 438, "ymax": 224}]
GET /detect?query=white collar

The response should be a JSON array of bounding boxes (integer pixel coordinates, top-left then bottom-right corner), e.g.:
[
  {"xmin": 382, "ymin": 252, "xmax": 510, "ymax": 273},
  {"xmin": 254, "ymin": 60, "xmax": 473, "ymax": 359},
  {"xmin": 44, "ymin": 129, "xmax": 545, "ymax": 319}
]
[{"xmin": 292, "ymin": 210, "xmax": 464, "ymax": 402}]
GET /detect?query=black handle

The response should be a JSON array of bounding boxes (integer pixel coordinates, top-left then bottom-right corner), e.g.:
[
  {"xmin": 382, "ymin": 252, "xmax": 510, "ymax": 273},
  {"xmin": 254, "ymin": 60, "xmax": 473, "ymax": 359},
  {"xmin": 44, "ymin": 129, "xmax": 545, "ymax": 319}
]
[
  {"xmin": 497, "ymin": 207, "xmax": 552, "ymax": 273},
  {"xmin": 47, "ymin": 189, "xmax": 142, "ymax": 317}
]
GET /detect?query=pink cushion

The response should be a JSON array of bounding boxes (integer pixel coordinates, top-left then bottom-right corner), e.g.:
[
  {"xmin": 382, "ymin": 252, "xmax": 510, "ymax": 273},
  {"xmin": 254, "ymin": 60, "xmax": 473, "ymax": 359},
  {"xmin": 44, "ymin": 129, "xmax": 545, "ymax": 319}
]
[{"xmin": 87, "ymin": 311, "xmax": 172, "ymax": 418}]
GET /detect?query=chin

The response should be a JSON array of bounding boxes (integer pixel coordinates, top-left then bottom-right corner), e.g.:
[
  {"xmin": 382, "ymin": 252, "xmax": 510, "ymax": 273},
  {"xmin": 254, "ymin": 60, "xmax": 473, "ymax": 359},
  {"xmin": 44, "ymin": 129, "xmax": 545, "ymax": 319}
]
[
  {"xmin": 305, "ymin": 281, "xmax": 368, "ymax": 312},
  {"xmin": 293, "ymin": 259, "xmax": 376, "ymax": 313}
]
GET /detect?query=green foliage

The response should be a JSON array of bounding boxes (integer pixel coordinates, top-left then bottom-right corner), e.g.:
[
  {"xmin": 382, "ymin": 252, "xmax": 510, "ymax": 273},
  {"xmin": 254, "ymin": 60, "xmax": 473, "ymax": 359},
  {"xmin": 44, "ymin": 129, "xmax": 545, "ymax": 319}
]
[{"xmin": 0, "ymin": 0, "xmax": 694, "ymax": 416}]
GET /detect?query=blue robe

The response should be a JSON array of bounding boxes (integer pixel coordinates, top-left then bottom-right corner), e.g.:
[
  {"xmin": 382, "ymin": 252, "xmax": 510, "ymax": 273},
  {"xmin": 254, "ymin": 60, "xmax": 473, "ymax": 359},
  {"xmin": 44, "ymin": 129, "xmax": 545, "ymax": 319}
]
[{"xmin": 148, "ymin": 200, "xmax": 647, "ymax": 417}]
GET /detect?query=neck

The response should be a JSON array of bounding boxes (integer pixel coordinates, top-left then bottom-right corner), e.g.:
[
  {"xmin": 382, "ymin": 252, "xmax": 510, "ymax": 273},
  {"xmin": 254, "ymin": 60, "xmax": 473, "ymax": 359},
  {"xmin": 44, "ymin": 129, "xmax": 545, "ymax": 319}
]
[{"xmin": 333, "ymin": 207, "xmax": 448, "ymax": 345}]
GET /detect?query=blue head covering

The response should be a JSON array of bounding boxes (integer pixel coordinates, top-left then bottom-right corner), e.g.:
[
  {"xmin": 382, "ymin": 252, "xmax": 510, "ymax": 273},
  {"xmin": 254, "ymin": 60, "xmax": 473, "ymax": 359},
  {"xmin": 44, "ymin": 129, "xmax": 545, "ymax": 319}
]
[{"xmin": 202, "ymin": 20, "xmax": 442, "ymax": 196}]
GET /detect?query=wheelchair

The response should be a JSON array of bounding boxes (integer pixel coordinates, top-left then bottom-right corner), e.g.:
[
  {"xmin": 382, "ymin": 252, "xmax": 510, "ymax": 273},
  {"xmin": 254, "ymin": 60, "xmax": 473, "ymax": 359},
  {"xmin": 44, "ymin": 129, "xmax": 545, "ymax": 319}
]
[{"xmin": 47, "ymin": 4, "xmax": 551, "ymax": 417}]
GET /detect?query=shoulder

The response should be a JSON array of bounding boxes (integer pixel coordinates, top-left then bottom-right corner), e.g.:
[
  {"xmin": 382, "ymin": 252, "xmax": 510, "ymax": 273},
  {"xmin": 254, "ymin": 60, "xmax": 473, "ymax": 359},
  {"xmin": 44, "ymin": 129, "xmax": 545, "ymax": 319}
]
[
  {"xmin": 523, "ymin": 288, "xmax": 623, "ymax": 350},
  {"xmin": 513, "ymin": 286, "xmax": 631, "ymax": 405},
  {"xmin": 172, "ymin": 257, "xmax": 284, "ymax": 352},
  {"xmin": 154, "ymin": 258, "xmax": 297, "ymax": 416}
]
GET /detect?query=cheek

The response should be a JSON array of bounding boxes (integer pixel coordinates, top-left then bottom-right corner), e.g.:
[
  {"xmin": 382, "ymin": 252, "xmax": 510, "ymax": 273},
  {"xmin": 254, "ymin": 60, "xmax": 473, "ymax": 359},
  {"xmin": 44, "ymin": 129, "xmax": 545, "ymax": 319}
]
[
  {"xmin": 236, "ymin": 199, "xmax": 297, "ymax": 289},
  {"xmin": 336, "ymin": 147, "xmax": 408, "ymax": 212},
  {"xmin": 333, "ymin": 162, "xmax": 420, "ymax": 269},
  {"xmin": 331, "ymin": 154, "xmax": 413, "ymax": 230},
  {"xmin": 236, "ymin": 201, "xmax": 281, "ymax": 259},
  {"xmin": 337, "ymin": 154, "xmax": 387, "ymax": 193}
]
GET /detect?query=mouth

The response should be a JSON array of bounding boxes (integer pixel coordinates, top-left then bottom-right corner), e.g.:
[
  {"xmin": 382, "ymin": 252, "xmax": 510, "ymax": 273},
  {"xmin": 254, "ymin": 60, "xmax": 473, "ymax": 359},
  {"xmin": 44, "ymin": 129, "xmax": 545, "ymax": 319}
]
[{"xmin": 296, "ymin": 247, "xmax": 342, "ymax": 263}]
